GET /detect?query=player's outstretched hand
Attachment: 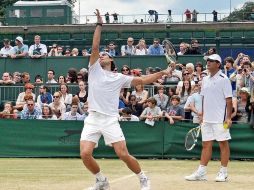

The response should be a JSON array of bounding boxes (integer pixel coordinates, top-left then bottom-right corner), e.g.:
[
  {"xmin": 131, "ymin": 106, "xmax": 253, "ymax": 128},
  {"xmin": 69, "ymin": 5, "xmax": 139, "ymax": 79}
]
[
  {"xmin": 94, "ymin": 9, "xmax": 103, "ymax": 24},
  {"xmin": 162, "ymin": 66, "xmax": 172, "ymax": 76}
]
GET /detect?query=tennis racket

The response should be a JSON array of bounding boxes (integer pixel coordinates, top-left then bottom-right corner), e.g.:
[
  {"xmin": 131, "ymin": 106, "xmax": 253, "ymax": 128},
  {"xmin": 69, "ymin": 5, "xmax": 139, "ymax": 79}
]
[
  {"xmin": 162, "ymin": 39, "xmax": 178, "ymax": 66},
  {"xmin": 185, "ymin": 125, "xmax": 201, "ymax": 151}
]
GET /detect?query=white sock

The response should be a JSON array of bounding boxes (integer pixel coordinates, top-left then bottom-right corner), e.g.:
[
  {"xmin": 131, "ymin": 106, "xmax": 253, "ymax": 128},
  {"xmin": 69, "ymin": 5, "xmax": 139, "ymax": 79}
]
[
  {"xmin": 197, "ymin": 165, "xmax": 206, "ymax": 173},
  {"xmin": 220, "ymin": 166, "xmax": 227, "ymax": 173},
  {"xmin": 137, "ymin": 171, "xmax": 147, "ymax": 179},
  {"xmin": 95, "ymin": 171, "xmax": 106, "ymax": 181}
]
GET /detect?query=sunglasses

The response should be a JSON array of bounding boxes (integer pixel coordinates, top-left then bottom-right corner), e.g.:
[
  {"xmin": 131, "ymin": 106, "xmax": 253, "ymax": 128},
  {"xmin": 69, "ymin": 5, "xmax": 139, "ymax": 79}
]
[
  {"xmin": 27, "ymin": 104, "xmax": 34, "ymax": 106},
  {"xmin": 128, "ymin": 41, "xmax": 133, "ymax": 42},
  {"xmin": 26, "ymin": 88, "xmax": 33, "ymax": 89},
  {"xmin": 53, "ymin": 96, "xmax": 59, "ymax": 98},
  {"xmin": 183, "ymin": 73, "xmax": 190, "ymax": 75},
  {"xmin": 122, "ymin": 69, "xmax": 129, "ymax": 71},
  {"xmin": 77, "ymin": 77, "xmax": 83, "ymax": 79}
]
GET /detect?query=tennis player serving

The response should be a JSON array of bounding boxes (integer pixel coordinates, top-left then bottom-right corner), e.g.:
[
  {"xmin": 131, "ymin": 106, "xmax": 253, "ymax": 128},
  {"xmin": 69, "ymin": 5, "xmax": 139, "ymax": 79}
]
[{"xmin": 80, "ymin": 9, "xmax": 171, "ymax": 190}]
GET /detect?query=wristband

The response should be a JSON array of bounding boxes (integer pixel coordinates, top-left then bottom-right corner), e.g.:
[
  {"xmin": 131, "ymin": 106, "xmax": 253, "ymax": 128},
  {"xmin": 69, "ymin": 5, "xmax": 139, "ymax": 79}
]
[{"xmin": 96, "ymin": 23, "xmax": 102, "ymax": 26}]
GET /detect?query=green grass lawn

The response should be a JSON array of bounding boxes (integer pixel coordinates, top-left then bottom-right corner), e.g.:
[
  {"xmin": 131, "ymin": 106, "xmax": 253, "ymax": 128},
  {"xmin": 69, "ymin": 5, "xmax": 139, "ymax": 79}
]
[{"xmin": 0, "ymin": 158, "xmax": 253, "ymax": 190}]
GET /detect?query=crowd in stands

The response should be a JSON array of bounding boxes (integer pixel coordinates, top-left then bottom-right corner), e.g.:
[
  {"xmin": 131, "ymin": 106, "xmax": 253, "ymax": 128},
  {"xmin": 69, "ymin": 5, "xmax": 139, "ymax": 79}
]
[{"xmin": 0, "ymin": 34, "xmax": 253, "ymax": 125}]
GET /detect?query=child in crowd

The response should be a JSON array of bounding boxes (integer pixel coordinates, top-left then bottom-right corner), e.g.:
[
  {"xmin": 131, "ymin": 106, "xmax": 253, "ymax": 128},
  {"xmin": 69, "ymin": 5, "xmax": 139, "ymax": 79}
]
[
  {"xmin": 140, "ymin": 97, "xmax": 162, "ymax": 126},
  {"xmin": 165, "ymin": 95, "xmax": 185, "ymax": 124},
  {"xmin": 119, "ymin": 107, "xmax": 139, "ymax": 121}
]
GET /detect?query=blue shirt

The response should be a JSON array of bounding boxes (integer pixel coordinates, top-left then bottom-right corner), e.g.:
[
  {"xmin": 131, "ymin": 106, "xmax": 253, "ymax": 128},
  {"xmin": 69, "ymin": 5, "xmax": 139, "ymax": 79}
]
[
  {"xmin": 20, "ymin": 107, "xmax": 41, "ymax": 119},
  {"xmin": 226, "ymin": 68, "xmax": 236, "ymax": 91},
  {"xmin": 148, "ymin": 45, "xmax": 164, "ymax": 55},
  {"xmin": 12, "ymin": 44, "xmax": 28, "ymax": 55}
]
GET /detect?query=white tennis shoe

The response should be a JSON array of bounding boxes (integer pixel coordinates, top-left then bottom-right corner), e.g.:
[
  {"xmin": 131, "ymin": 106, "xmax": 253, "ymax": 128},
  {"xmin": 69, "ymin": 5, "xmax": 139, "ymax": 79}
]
[
  {"xmin": 185, "ymin": 170, "xmax": 207, "ymax": 181},
  {"xmin": 88, "ymin": 178, "xmax": 109, "ymax": 190},
  {"xmin": 140, "ymin": 177, "xmax": 151, "ymax": 190},
  {"xmin": 215, "ymin": 171, "xmax": 228, "ymax": 182}
]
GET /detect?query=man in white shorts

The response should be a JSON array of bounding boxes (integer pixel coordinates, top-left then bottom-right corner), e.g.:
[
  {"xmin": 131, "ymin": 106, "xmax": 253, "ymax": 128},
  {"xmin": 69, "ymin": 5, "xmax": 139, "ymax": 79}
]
[
  {"xmin": 185, "ymin": 54, "xmax": 233, "ymax": 182},
  {"xmin": 80, "ymin": 9, "xmax": 171, "ymax": 190}
]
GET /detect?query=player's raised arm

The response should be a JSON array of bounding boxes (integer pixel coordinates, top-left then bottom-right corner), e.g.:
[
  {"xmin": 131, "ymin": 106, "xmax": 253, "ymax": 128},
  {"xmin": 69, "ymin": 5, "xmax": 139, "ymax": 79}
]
[
  {"xmin": 131, "ymin": 66, "xmax": 171, "ymax": 86},
  {"xmin": 90, "ymin": 9, "xmax": 103, "ymax": 65}
]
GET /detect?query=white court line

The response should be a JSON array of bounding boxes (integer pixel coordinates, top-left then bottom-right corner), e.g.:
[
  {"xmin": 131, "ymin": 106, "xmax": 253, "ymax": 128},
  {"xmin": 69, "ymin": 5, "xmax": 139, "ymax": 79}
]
[{"xmin": 85, "ymin": 171, "xmax": 148, "ymax": 190}]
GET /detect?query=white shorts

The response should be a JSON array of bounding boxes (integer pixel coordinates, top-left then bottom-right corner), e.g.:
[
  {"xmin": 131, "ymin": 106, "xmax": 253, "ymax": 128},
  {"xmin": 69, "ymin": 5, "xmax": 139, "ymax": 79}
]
[
  {"xmin": 80, "ymin": 112, "xmax": 125, "ymax": 147},
  {"xmin": 201, "ymin": 122, "xmax": 231, "ymax": 142}
]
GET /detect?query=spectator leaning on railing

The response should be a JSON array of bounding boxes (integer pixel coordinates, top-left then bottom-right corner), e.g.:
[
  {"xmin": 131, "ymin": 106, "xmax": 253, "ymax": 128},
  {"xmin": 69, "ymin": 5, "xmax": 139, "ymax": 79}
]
[
  {"xmin": 10, "ymin": 36, "xmax": 28, "ymax": 59},
  {"xmin": 28, "ymin": 35, "xmax": 47, "ymax": 58},
  {"xmin": 0, "ymin": 39, "xmax": 13, "ymax": 57}
]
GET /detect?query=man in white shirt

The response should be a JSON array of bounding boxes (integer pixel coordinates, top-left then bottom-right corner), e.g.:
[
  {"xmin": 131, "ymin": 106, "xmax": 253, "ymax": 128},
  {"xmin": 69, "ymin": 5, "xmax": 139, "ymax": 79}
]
[
  {"xmin": 185, "ymin": 54, "xmax": 233, "ymax": 182},
  {"xmin": 29, "ymin": 35, "xmax": 47, "ymax": 58},
  {"xmin": 0, "ymin": 39, "xmax": 13, "ymax": 57},
  {"xmin": 62, "ymin": 102, "xmax": 85, "ymax": 121},
  {"xmin": 80, "ymin": 9, "xmax": 171, "ymax": 190},
  {"xmin": 46, "ymin": 69, "xmax": 57, "ymax": 84},
  {"xmin": 121, "ymin": 37, "xmax": 135, "ymax": 56}
]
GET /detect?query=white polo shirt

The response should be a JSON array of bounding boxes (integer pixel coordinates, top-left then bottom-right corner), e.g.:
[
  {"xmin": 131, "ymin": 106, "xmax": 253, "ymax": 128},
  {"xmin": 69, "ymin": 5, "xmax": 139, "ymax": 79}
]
[
  {"xmin": 88, "ymin": 59, "xmax": 134, "ymax": 117},
  {"xmin": 201, "ymin": 70, "xmax": 232, "ymax": 123}
]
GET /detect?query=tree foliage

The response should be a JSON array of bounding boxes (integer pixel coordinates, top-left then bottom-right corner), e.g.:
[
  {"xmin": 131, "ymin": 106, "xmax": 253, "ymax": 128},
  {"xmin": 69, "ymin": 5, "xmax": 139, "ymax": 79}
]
[
  {"xmin": 223, "ymin": 1, "xmax": 254, "ymax": 21},
  {"xmin": 0, "ymin": 0, "xmax": 76, "ymax": 17}
]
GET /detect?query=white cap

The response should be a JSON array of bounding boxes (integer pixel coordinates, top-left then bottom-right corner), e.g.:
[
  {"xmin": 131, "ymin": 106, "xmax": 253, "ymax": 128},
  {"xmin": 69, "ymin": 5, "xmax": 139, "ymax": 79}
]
[
  {"xmin": 15, "ymin": 36, "xmax": 24, "ymax": 44},
  {"xmin": 239, "ymin": 87, "xmax": 249, "ymax": 94},
  {"xmin": 204, "ymin": 54, "xmax": 222, "ymax": 63}
]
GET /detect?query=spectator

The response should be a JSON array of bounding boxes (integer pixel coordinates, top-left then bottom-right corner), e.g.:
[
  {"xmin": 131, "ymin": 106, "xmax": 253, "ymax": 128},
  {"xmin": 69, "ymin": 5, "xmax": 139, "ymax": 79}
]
[
  {"xmin": 131, "ymin": 84, "xmax": 149, "ymax": 105},
  {"xmin": 154, "ymin": 11, "xmax": 158, "ymax": 23},
  {"xmin": 134, "ymin": 39, "xmax": 148, "ymax": 55},
  {"xmin": 15, "ymin": 83, "xmax": 36, "ymax": 110},
  {"xmin": 176, "ymin": 71, "xmax": 195, "ymax": 94},
  {"xmin": 58, "ymin": 75, "xmax": 67, "ymax": 84},
  {"xmin": 77, "ymin": 72, "xmax": 85, "ymax": 83},
  {"xmin": 59, "ymin": 83, "xmax": 72, "ymax": 108},
  {"xmin": 242, "ymin": 61, "xmax": 253, "ymax": 92},
  {"xmin": 119, "ymin": 107, "xmax": 139, "ymax": 121},
  {"xmin": 140, "ymin": 97, "xmax": 162, "ymax": 124},
  {"xmin": 46, "ymin": 69, "xmax": 57, "ymax": 84},
  {"xmin": 184, "ymin": 39, "xmax": 201, "ymax": 55},
  {"xmin": 235, "ymin": 87, "xmax": 249, "ymax": 123},
  {"xmin": 224, "ymin": 57, "xmax": 236, "ymax": 96},
  {"xmin": 21, "ymin": 72, "xmax": 30, "ymax": 84},
  {"xmin": 233, "ymin": 53, "xmax": 251, "ymax": 68},
  {"xmin": 71, "ymin": 48, "xmax": 79, "ymax": 56},
  {"xmin": 204, "ymin": 47, "xmax": 217, "ymax": 56},
  {"xmin": 0, "ymin": 102, "xmax": 18, "ymax": 119},
  {"xmin": 48, "ymin": 44, "xmax": 60, "ymax": 56},
  {"xmin": 37, "ymin": 85, "xmax": 53, "ymax": 108},
  {"xmin": 0, "ymin": 72, "xmax": 15, "ymax": 85},
  {"xmin": 49, "ymin": 91, "xmax": 66, "ymax": 120},
  {"xmin": 148, "ymin": 38, "xmax": 164, "ymax": 55},
  {"xmin": 62, "ymin": 100, "xmax": 85, "ymax": 121},
  {"xmin": 107, "ymin": 41, "xmax": 119, "ymax": 57},
  {"xmin": 192, "ymin": 9, "xmax": 199, "ymax": 23},
  {"xmin": 186, "ymin": 63, "xmax": 195, "ymax": 79},
  {"xmin": 166, "ymin": 86, "xmax": 177, "ymax": 106},
  {"xmin": 82, "ymin": 49, "xmax": 90, "ymax": 56},
  {"xmin": 185, "ymin": 81, "xmax": 202, "ymax": 123},
  {"xmin": 29, "ymin": 35, "xmax": 47, "ymax": 58},
  {"xmin": 10, "ymin": 36, "xmax": 28, "ymax": 58},
  {"xmin": 121, "ymin": 37, "xmax": 135, "ymax": 56},
  {"xmin": 20, "ymin": 99, "xmax": 41, "ymax": 119},
  {"xmin": 153, "ymin": 85, "xmax": 169, "ymax": 111},
  {"xmin": 67, "ymin": 68, "xmax": 78, "ymax": 83},
  {"xmin": 194, "ymin": 62, "xmax": 204, "ymax": 82},
  {"xmin": 184, "ymin": 9, "xmax": 191, "ymax": 23},
  {"xmin": 74, "ymin": 81, "xmax": 88, "ymax": 105},
  {"xmin": 121, "ymin": 65, "xmax": 131, "ymax": 75},
  {"xmin": 112, "ymin": 12, "xmax": 119, "ymax": 23},
  {"xmin": 212, "ymin": 10, "xmax": 218, "ymax": 22},
  {"xmin": 38, "ymin": 104, "xmax": 57, "ymax": 120},
  {"xmin": 177, "ymin": 42, "xmax": 188, "ymax": 55},
  {"xmin": 105, "ymin": 12, "xmax": 110, "ymax": 23},
  {"xmin": 34, "ymin": 74, "xmax": 43, "ymax": 84},
  {"xmin": 0, "ymin": 39, "xmax": 13, "ymax": 57},
  {"xmin": 120, "ymin": 88, "xmax": 131, "ymax": 106},
  {"xmin": 165, "ymin": 95, "xmax": 185, "ymax": 124},
  {"xmin": 64, "ymin": 48, "xmax": 71, "ymax": 56},
  {"xmin": 127, "ymin": 95, "xmax": 143, "ymax": 117},
  {"xmin": 12, "ymin": 72, "xmax": 22, "ymax": 84}
]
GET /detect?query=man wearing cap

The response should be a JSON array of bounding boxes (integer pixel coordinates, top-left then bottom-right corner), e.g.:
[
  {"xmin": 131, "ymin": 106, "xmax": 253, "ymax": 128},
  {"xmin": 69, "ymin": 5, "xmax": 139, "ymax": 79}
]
[
  {"xmin": 10, "ymin": 36, "xmax": 28, "ymax": 59},
  {"xmin": 80, "ymin": 9, "xmax": 172, "ymax": 190},
  {"xmin": 0, "ymin": 39, "xmax": 13, "ymax": 57},
  {"xmin": 29, "ymin": 35, "xmax": 47, "ymax": 58},
  {"xmin": 185, "ymin": 54, "xmax": 233, "ymax": 182}
]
